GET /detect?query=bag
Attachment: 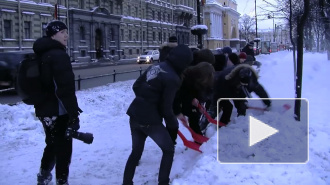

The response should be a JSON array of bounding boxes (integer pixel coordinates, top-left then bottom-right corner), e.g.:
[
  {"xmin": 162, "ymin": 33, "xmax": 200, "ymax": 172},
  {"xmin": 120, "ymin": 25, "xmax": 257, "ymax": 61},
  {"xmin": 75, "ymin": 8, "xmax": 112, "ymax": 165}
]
[{"xmin": 15, "ymin": 53, "xmax": 48, "ymax": 105}]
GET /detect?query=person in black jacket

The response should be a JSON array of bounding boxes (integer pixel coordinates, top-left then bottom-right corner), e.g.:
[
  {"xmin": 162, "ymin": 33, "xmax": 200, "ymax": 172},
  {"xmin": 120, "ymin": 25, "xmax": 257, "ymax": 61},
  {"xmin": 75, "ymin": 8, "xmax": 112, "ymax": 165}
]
[
  {"xmin": 200, "ymin": 64, "xmax": 271, "ymax": 130},
  {"xmin": 173, "ymin": 62, "xmax": 215, "ymax": 137},
  {"xmin": 33, "ymin": 20, "xmax": 82, "ymax": 185},
  {"xmin": 242, "ymin": 41, "xmax": 256, "ymax": 60},
  {"xmin": 123, "ymin": 45, "xmax": 193, "ymax": 185}
]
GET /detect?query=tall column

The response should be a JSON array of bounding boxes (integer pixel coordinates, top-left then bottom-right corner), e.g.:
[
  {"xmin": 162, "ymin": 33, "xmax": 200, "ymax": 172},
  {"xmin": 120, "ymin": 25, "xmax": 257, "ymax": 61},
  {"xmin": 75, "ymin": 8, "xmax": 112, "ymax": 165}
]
[{"xmin": 211, "ymin": 13, "xmax": 214, "ymax": 38}]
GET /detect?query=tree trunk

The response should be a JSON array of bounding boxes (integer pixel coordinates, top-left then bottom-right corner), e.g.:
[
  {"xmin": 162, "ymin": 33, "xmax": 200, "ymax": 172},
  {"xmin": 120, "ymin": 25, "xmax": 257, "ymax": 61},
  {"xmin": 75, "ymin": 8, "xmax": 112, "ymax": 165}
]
[
  {"xmin": 319, "ymin": 0, "xmax": 330, "ymax": 59},
  {"xmin": 295, "ymin": 0, "xmax": 310, "ymax": 121}
]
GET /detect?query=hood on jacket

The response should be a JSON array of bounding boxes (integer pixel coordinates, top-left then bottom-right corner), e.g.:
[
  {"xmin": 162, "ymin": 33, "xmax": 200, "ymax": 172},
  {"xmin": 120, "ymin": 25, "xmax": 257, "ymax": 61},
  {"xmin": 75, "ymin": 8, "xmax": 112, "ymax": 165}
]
[
  {"xmin": 159, "ymin": 42, "xmax": 178, "ymax": 49},
  {"xmin": 166, "ymin": 45, "xmax": 193, "ymax": 74},
  {"xmin": 225, "ymin": 64, "xmax": 259, "ymax": 81},
  {"xmin": 33, "ymin": 36, "xmax": 66, "ymax": 56}
]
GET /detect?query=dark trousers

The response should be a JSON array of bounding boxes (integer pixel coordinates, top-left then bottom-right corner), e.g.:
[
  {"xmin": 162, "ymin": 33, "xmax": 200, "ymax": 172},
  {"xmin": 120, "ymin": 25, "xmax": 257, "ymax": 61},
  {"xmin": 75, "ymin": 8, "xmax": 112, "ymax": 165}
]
[
  {"xmin": 39, "ymin": 114, "xmax": 72, "ymax": 181},
  {"xmin": 219, "ymin": 100, "xmax": 233, "ymax": 124},
  {"xmin": 123, "ymin": 118, "xmax": 175, "ymax": 185}
]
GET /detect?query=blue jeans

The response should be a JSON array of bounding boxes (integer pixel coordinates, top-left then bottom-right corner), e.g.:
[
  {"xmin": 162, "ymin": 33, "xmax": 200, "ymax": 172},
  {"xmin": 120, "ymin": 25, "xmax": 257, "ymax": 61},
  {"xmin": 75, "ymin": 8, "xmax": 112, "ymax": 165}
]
[{"xmin": 123, "ymin": 118, "xmax": 175, "ymax": 185}]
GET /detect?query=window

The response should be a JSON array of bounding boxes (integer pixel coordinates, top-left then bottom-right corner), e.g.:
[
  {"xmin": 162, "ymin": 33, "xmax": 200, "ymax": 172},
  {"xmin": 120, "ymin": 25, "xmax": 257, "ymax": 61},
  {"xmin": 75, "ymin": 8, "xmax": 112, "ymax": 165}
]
[
  {"xmin": 142, "ymin": 9, "xmax": 145, "ymax": 19},
  {"xmin": 129, "ymin": 49, "xmax": 132, "ymax": 55},
  {"xmin": 95, "ymin": 0, "xmax": 100, "ymax": 6},
  {"xmin": 42, "ymin": 23, "xmax": 47, "ymax": 36},
  {"xmin": 80, "ymin": 50, "xmax": 86, "ymax": 57},
  {"xmin": 152, "ymin": 11, "xmax": 155, "ymax": 20},
  {"xmin": 158, "ymin": 32, "xmax": 161, "ymax": 41},
  {"xmin": 128, "ymin": 5, "xmax": 131, "ymax": 16},
  {"xmin": 121, "ymin": 29, "xmax": 124, "ymax": 40},
  {"xmin": 153, "ymin": 32, "xmax": 156, "ymax": 40},
  {"xmin": 168, "ymin": 14, "xmax": 171, "ymax": 22},
  {"xmin": 137, "ymin": 49, "xmax": 140, "ymax": 54},
  {"xmin": 80, "ymin": 26, "xmax": 85, "ymax": 40},
  {"xmin": 109, "ymin": 1, "xmax": 113, "ymax": 14},
  {"xmin": 163, "ymin": 33, "xmax": 166, "ymax": 42},
  {"xmin": 4, "ymin": 20, "xmax": 12, "ymax": 38},
  {"xmin": 24, "ymin": 21, "xmax": 31, "ymax": 39},
  {"xmin": 136, "ymin": 30, "xmax": 139, "ymax": 41},
  {"xmin": 135, "ymin": 7, "xmax": 138, "ymax": 17},
  {"xmin": 158, "ymin": 12, "xmax": 161, "ymax": 21},
  {"xmin": 143, "ymin": 31, "xmax": 146, "ymax": 41},
  {"xmin": 109, "ymin": 28, "xmax": 114, "ymax": 41},
  {"xmin": 163, "ymin": 13, "xmax": 166, "ymax": 22},
  {"xmin": 80, "ymin": 0, "xmax": 85, "ymax": 9},
  {"xmin": 129, "ymin": 30, "xmax": 132, "ymax": 41},
  {"xmin": 111, "ymin": 50, "xmax": 115, "ymax": 55}
]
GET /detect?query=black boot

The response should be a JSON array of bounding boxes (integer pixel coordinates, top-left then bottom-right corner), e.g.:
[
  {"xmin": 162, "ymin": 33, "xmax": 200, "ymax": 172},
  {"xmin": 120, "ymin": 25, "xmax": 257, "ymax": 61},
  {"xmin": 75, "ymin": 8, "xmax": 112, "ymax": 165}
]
[
  {"xmin": 37, "ymin": 168, "xmax": 52, "ymax": 185},
  {"xmin": 56, "ymin": 179, "xmax": 69, "ymax": 185}
]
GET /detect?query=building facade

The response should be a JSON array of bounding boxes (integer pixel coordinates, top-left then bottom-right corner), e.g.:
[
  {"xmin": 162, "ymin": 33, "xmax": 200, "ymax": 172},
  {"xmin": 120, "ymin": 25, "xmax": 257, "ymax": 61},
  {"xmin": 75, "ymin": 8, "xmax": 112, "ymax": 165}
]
[
  {"xmin": 203, "ymin": 0, "xmax": 240, "ymax": 49},
  {"xmin": 0, "ymin": 0, "xmax": 200, "ymax": 61}
]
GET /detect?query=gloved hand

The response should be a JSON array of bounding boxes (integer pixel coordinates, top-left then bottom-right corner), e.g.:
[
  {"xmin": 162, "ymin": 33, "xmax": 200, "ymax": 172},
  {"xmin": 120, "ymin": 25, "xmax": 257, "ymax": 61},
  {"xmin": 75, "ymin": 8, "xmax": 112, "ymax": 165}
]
[
  {"xmin": 68, "ymin": 117, "xmax": 80, "ymax": 131},
  {"xmin": 167, "ymin": 127, "xmax": 178, "ymax": 145},
  {"xmin": 65, "ymin": 117, "xmax": 80, "ymax": 138}
]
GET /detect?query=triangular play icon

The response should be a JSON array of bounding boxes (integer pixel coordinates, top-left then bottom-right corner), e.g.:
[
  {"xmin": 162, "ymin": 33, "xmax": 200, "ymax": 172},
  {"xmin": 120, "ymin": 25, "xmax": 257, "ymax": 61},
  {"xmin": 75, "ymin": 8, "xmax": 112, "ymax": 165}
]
[{"xmin": 249, "ymin": 116, "xmax": 279, "ymax": 147}]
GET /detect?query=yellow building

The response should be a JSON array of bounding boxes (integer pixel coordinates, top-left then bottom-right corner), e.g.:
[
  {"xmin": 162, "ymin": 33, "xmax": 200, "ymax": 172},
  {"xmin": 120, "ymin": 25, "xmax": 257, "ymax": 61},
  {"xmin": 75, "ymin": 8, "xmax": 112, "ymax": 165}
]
[{"xmin": 203, "ymin": 0, "xmax": 240, "ymax": 49}]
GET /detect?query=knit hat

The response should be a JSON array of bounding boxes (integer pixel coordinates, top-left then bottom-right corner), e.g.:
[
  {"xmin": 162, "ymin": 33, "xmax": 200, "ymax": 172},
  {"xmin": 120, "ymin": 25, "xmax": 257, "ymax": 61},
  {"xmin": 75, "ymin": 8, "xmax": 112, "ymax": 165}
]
[
  {"xmin": 46, "ymin": 20, "xmax": 68, "ymax": 37},
  {"xmin": 247, "ymin": 41, "xmax": 254, "ymax": 46},
  {"xmin": 222, "ymin": 47, "xmax": 232, "ymax": 55},
  {"xmin": 169, "ymin": 36, "xmax": 178, "ymax": 43},
  {"xmin": 194, "ymin": 49, "xmax": 215, "ymax": 65},
  {"xmin": 239, "ymin": 52, "xmax": 247, "ymax": 59},
  {"xmin": 229, "ymin": 53, "xmax": 240, "ymax": 65}
]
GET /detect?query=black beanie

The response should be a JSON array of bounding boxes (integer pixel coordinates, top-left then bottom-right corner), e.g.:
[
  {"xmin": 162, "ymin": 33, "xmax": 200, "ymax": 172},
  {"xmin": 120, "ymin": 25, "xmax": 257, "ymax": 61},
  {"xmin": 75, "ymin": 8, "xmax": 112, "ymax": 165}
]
[
  {"xmin": 169, "ymin": 36, "xmax": 178, "ymax": 43},
  {"xmin": 46, "ymin": 20, "xmax": 68, "ymax": 37}
]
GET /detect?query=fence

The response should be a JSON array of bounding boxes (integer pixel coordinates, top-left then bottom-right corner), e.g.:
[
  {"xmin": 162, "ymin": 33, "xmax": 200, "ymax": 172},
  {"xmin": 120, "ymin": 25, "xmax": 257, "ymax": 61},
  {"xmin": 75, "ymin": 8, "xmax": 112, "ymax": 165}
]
[{"xmin": 0, "ymin": 67, "xmax": 145, "ymax": 93}]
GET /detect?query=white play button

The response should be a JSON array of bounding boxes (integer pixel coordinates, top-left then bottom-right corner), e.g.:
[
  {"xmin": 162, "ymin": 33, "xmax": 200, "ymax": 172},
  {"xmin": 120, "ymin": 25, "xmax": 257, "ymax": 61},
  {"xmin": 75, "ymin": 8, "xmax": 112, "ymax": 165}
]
[{"xmin": 249, "ymin": 116, "xmax": 279, "ymax": 147}]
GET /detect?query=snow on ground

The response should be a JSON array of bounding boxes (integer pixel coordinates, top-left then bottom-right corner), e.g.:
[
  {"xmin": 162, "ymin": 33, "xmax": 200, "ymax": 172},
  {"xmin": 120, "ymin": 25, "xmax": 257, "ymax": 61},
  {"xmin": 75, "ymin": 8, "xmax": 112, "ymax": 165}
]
[{"xmin": 0, "ymin": 50, "xmax": 329, "ymax": 185}]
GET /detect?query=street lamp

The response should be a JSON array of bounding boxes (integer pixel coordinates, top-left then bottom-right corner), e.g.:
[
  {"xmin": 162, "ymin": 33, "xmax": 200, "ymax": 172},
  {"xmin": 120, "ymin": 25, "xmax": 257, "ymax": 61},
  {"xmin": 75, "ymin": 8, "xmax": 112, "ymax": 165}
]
[{"xmin": 268, "ymin": 12, "xmax": 275, "ymax": 42}]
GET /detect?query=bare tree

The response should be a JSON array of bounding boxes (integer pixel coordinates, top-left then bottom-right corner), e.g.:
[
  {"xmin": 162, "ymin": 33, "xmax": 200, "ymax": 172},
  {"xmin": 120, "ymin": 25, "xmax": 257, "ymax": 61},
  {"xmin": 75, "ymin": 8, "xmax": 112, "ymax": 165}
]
[
  {"xmin": 319, "ymin": 0, "xmax": 330, "ymax": 59},
  {"xmin": 239, "ymin": 14, "xmax": 256, "ymax": 42}
]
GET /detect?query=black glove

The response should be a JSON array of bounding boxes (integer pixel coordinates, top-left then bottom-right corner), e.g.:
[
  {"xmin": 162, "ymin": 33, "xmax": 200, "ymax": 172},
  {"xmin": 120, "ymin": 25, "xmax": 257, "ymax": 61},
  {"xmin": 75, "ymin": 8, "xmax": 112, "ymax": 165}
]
[
  {"xmin": 68, "ymin": 117, "xmax": 80, "ymax": 131},
  {"xmin": 167, "ymin": 127, "xmax": 178, "ymax": 145},
  {"xmin": 65, "ymin": 117, "xmax": 80, "ymax": 138}
]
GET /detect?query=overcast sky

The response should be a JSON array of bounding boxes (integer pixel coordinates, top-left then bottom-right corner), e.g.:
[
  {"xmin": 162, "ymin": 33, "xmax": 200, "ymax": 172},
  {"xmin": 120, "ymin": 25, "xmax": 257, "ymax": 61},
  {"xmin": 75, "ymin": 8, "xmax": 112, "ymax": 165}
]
[{"xmin": 235, "ymin": 0, "xmax": 282, "ymax": 30}]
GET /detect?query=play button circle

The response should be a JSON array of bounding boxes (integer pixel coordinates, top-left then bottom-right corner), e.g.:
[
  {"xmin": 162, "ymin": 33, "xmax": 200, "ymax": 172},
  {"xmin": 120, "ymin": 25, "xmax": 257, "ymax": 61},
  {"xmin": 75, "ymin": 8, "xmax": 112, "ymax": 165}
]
[{"xmin": 249, "ymin": 116, "xmax": 279, "ymax": 147}]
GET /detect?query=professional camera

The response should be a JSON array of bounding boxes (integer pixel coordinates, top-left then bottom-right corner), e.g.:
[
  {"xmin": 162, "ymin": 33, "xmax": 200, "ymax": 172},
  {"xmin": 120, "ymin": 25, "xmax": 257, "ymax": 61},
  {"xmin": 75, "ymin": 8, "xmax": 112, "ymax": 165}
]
[{"xmin": 65, "ymin": 128, "xmax": 94, "ymax": 144}]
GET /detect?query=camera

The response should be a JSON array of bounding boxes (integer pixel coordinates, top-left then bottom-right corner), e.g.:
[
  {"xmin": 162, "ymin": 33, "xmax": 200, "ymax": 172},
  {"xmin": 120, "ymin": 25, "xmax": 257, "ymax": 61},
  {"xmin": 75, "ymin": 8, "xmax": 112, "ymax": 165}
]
[{"xmin": 65, "ymin": 128, "xmax": 94, "ymax": 144}]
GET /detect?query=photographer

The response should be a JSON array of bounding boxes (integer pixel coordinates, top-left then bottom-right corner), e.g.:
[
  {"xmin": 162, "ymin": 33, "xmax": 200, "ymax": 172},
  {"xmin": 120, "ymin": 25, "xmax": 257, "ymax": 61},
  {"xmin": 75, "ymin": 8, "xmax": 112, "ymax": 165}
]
[{"xmin": 33, "ymin": 20, "xmax": 82, "ymax": 185}]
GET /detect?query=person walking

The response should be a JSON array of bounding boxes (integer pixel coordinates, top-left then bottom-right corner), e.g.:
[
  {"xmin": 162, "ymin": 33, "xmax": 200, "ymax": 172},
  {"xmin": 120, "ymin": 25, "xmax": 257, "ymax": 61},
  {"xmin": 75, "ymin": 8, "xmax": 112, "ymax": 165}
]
[
  {"xmin": 242, "ymin": 41, "xmax": 256, "ymax": 60},
  {"xmin": 123, "ymin": 45, "xmax": 193, "ymax": 185},
  {"xmin": 33, "ymin": 20, "xmax": 82, "ymax": 185}
]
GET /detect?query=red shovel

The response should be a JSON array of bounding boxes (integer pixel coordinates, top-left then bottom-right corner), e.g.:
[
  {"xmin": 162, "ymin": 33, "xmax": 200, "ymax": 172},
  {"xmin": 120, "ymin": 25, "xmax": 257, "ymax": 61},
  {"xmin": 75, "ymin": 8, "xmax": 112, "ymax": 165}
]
[
  {"xmin": 177, "ymin": 130, "xmax": 202, "ymax": 153},
  {"xmin": 191, "ymin": 99, "xmax": 227, "ymax": 127},
  {"xmin": 178, "ymin": 117, "xmax": 209, "ymax": 144},
  {"xmin": 248, "ymin": 103, "xmax": 291, "ymax": 113}
]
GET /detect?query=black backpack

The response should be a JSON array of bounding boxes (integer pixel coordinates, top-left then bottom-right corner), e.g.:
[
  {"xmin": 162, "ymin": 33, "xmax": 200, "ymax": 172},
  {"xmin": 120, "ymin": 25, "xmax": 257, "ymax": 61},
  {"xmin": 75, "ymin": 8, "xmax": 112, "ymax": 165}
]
[{"xmin": 15, "ymin": 53, "xmax": 48, "ymax": 105}]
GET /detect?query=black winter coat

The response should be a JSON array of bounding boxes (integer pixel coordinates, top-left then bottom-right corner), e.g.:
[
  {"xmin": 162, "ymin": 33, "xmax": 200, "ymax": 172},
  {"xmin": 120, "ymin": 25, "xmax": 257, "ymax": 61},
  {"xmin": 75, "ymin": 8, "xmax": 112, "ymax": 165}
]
[
  {"xmin": 33, "ymin": 37, "xmax": 81, "ymax": 118},
  {"xmin": 212, "ymin": 64, "xmax": 271, "ymax": 108},
  {"xmin": 242, "ymin": 45, "xmax": 255, "ymax": 60},
  {"xmin": 126, "ymin": 45, "xmax": 192, "ymax": 129}
]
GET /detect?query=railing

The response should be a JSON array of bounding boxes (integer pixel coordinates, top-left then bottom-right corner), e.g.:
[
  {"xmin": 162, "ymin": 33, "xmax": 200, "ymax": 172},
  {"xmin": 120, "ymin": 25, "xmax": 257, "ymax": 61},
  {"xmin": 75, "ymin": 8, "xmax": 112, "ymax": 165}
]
[
  {"xmin": 75, "ymin": 68, "xmax": 144, "ymax": 90},
  {"xmin": 0, "ymin": 67, "xmax": 145, "ymax": 93}
]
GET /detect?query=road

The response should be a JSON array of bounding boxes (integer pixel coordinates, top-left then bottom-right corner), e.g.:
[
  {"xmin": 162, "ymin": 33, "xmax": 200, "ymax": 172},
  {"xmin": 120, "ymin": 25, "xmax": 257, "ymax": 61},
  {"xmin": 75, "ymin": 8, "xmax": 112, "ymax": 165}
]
[{"xmin": 0, "ymin": 63, "xmax": 151, "ymax": 105}]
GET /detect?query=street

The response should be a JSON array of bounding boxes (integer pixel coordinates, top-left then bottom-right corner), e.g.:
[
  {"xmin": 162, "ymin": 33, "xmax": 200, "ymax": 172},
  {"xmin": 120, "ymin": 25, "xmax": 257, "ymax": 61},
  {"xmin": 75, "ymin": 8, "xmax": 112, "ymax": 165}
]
[{"xmin": 0, "ymin": 62, "xmax": 151, "ymax": 105}]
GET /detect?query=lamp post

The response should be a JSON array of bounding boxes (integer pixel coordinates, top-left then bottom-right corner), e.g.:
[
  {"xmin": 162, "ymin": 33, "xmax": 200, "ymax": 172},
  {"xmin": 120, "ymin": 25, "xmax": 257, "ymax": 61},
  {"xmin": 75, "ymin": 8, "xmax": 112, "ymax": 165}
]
[{"xmin": 196, "ymin": 0, "xmax": 203, "ymax": 49}]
